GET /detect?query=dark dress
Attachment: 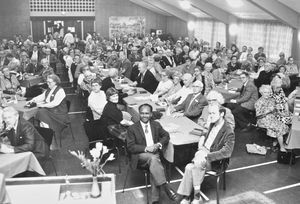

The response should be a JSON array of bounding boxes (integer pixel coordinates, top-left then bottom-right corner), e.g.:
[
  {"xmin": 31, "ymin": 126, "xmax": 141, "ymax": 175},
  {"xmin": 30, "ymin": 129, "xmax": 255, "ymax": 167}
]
[{"xmin": 101, "ymin": 101, "xmax": 127, "ymax": 141}]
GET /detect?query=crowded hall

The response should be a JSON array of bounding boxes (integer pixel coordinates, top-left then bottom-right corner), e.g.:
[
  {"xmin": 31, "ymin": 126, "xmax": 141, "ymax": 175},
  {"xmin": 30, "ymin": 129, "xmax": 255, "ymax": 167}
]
[{"xmin": 1, "ymin": 0, "xmax": 300, "ymax": 203}]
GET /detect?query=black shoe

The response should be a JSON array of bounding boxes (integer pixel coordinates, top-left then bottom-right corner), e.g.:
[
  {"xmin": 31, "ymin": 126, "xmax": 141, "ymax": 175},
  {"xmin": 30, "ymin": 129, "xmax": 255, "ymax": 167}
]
[
  {"xmin": 164, "ymin": 185, "xmax": 178, "ymax": 201},
  {"xmin": 152, "ymin": 201, "xmax": 159, "ymax": 204}
]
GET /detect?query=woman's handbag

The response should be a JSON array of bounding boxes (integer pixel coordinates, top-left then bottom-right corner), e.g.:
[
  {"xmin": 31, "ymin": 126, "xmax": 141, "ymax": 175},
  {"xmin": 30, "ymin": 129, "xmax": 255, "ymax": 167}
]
[{"xmin": 277, "ymin": 151, "xmax": 295, "ymax": 165}]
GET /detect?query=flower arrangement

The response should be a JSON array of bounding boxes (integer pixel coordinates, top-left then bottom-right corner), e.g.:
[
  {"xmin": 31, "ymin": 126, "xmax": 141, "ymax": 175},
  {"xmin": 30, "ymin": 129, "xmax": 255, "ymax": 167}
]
[{"xmin": 69, "ymin": 142, "xmax": 115, "ymax": 176}]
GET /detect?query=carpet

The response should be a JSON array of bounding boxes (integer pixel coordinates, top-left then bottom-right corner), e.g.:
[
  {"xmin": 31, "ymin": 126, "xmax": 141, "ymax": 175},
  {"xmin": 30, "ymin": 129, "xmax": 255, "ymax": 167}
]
[{"xmin": 207, "ymin": 191, "xmax": 276, "ymax": 204}]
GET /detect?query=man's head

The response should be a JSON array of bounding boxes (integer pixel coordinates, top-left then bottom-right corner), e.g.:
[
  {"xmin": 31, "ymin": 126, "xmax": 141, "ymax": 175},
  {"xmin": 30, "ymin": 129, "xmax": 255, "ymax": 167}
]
[
  {"xmin": 108, "ymin": 68, "xmax": 118, "ymax": 79},
  {"xmin": 138, "ymin": 62, "xmax": 147, "ymax": 74},
  {"xmin": 138, "ymin": 103, "xmax": 153, "ymax": 124},
  {"xmin": 41, "ymin": 58, "xmax": 49, "ymax": 68},
  {"xmin": 2, "ymin": 67, "xmax": 10, "ymax": 78},
  {"xmin": 192, "ymin": 80, "xmax": 203, "ymax": 94},
  {"xmin": 204, "ymin": 62, "xmax": 213, "ymax": 72},
  {"xmin": 208, "ymin": 104, "xmax": 225, "ymax": 124},
  {"xmin": 207, "ymin": 90, "xmax": 225, "ymax": 105},
  {"xmin": 240, "ymin": 71, "xmax": 249, "ymax": 84},
  {"xmin": 231, "ymin": 56, "xmax": 237, "ymax": 64},
  {"xmin": 2, "ymin": 106, "xmax": 19, "ymax": 129},
  {"xmin": 181, "ymin": 73, "xmax": 193, "ymax": 87}
]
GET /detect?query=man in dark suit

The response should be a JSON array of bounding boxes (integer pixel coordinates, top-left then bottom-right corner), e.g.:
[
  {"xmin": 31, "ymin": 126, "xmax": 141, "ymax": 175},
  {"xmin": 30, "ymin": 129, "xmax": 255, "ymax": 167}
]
[
  {"xmin": 171, "ymin": 80, "xmax": 208, "ymax": 122},
  {"xmin": 101, "ymin": 68, "xmax": 118, "ymax": 93},
  {"xmin": 120, "ymin": 51, "xmax": 133, "ymax": 79},
  {"xmin": 160, "ymin": 49, "xmax": 176, "ymax": 69},
  {"xmin": 131, "ymin": 62, "xmax": 158, "ymax": 94},
  {"xmin": 25, "ymin": 58, "xmax": 44, "ymax": 75},
  {"xmin": 177, "ymin": 104, "xmax": 235, "ymax": 204},
  {"xmin": 0, "ymin": 107, "xmax": 49, "ymax": 162},
  {"xmin": 44, "ymin": 48, "xmax": 58, "ymax": 73},
  {"xmin": 127, "ymin": 104, "xmax": 177, "ymax": 204},
  {"xmin": 226, "ymin": 71, "xmax": 258, "ymax": 130},
  {"xmin": 28, "ymin": 44, "xmax": 42, "ymax": 62}
]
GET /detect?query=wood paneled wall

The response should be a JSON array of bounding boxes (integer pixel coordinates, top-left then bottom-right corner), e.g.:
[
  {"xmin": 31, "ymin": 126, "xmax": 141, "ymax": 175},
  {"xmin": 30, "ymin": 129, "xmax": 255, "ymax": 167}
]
[
  {"xmin": 95, "ymin": 0, "xmax": 167, "ymax": 38},
  {"xmin": 0, "ymin": 0, "xmax": 30, "ymax": 39}
]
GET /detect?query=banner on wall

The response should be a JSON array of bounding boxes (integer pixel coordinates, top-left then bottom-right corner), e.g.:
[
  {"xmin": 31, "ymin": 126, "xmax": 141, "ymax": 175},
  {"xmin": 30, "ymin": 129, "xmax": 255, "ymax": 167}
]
[{"xmin": 109, "ymin": 16, "xmax": 145, "ymax": 38}]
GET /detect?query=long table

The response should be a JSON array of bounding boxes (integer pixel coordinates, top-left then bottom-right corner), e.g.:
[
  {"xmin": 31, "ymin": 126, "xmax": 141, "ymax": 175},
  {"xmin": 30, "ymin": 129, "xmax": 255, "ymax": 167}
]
[
  {"xmin": 0, "ymin": 152, "xmax": 45, "ymax": 178},
  {"xmin": 19, "ymin": 76, "xmax": 44, "ymax": 88}
]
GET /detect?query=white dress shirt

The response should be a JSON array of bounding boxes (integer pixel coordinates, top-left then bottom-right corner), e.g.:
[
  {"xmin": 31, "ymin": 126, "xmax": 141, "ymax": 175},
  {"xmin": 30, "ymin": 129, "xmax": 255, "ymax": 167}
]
[
  {"xmin": 88, "ymin": 90, "xmax": 107, "ymax": 120},
  {"xmin": 204, "ymin": 120, "xmax": 224, "ymax": 150},
  {"xmin": 140, "ymin": 121, "xmax": 154, "ymax": 146},
  {"xmin": 32, "ymin": 86, "xmax": 66, "ymax": 108}
]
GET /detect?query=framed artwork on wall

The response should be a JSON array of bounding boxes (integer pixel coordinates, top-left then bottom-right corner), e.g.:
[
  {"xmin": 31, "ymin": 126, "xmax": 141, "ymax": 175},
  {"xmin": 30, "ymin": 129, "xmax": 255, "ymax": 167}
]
[{"xmin": 109, "ymin": 16, "xmax": 145, "ymax": 38}]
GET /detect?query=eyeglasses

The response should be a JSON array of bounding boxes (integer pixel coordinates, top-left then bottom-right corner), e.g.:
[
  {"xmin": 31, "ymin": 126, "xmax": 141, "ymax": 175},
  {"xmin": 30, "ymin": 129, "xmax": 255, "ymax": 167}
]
[{"xmin": 46, "ymin": 80, "xmax": 54, "ymax": 84}]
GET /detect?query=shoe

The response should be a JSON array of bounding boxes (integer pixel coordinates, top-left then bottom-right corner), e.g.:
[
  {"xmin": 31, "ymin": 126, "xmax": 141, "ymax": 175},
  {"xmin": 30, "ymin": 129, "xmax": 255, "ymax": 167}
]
[
  {"xmin": 191, "ymin": 197, "xmax": 203, "ymax": 204},
  {"xmin": 180, "ymin": 198, "xmax": 190, "ymax": 204},
  {"xmin": 152, "ymin": 201, "xmax": 159, "ymax": 204},
  {"xmin": 164, "ymin": 185, "xmax": 178, "ymax": 201}
]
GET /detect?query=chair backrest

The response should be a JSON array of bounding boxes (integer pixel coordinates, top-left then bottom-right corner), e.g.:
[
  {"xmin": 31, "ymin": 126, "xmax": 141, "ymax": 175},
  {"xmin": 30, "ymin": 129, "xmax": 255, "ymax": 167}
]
[{"xmin": 35, "ymin": 126, "xmax": 54, "ymax": 147}]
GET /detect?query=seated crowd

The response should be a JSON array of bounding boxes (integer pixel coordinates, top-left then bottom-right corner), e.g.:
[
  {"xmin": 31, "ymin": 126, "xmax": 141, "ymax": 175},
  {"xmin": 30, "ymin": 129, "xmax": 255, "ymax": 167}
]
[{"xmin": 0, "ymin": 31, "xmax": 298, "ymax": 203}]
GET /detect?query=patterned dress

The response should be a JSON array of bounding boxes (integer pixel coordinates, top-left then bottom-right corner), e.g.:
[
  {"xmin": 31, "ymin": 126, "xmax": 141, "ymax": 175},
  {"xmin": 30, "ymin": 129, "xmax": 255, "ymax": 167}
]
[
  {"xmin": 272, "ymin": 89, "xmax": 292, "ymax": 125},
  {"xmin": 255, "ymin": 96, "xmax": 289, "ymax": 138}
]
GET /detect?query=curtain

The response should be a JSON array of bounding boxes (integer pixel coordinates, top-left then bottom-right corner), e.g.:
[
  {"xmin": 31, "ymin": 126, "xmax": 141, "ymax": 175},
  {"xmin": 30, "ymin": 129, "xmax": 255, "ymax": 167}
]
[
  {"xmin": 194, "ymin": 20, "xmax": 226, "ymax": 47},
  {"xmin": 236, "ymin": 20, "xmax": 293, "ymax": 62}
]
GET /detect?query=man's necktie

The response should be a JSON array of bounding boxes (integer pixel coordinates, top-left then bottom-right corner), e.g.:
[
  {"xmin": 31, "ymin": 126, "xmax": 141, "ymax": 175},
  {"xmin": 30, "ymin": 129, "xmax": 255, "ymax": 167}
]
[{"xmin": 145, "ymin": 124, "xmax": 148, "ymax": 134}]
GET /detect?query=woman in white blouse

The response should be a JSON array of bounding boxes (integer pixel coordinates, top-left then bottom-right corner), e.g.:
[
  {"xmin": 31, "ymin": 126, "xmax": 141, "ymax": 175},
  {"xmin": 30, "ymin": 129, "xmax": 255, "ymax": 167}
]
[
  {"xmin": 88, "ymin": 78, "xmax": 107, "ymax": 120},
  {"xmin": 153, "ymin": 70, "xmax": 173, "ymax": 97},
  {"xmin": 29, "ymin": 74, "xmax": 69, "ymax": 149}
]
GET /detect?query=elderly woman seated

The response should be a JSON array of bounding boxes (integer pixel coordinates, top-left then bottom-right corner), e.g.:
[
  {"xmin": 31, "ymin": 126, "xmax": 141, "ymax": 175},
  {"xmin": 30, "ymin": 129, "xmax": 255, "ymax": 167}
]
[
  {"xmin": 271, "ymin": 78, "xmax": 292, "ymax": 125},
  {"xmin": 255, "ymin": 85, "xmax": 289, "ymax": 152},
  {"xmin": 162, "ymin": 71, "xmax": 182, "ymax": 98},
  {"xmin": 198, "ymin": 90, "xmax": 235, "ymax": 131},
  {"xmin": 79, "ymin": 70, "xmax": 97, "ymax": 97},
  {"xmin": 153, "ymin": 70, "xmax": 173, "ymax": 97},
  {"xmin": 29, "ymin": 74, "xmax": 69, "ymax": 149},
  {"xmin": 0, "ymin": 67, "xmax": 22, "ymax": 95}
]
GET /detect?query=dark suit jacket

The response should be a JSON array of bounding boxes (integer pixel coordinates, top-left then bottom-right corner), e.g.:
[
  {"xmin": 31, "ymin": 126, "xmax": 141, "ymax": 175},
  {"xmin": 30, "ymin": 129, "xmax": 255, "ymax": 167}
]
[
  {"xmin": 25, "ymin": 63, "xmax": 44, "ymax": 75},
  {"xmin": 127, "ymin": 120, "xmax": 170, "ymax": 169},
  {"xmin": 205, "ymin": 121, "xmax": 235, "ymax": 172},
  {"xmin": 101, "ymin": 77, "xmax": 115, "ymax": 93},
  {"xmin": 7, "ymin": 118, "xmax": 49, "ymax": 160},
  {"xmin": 160, "ymin": 56, "xmax": 175, "ymax": 69},
  {"xmin": 28, "ymin": 51, "xmax": 42, "ymax": 62},
  {"xmin": 135, "ymin": 70, "xmax": 158, "ymax": 94},
  {"xmin": 175, "ymin": 93, "xmax": 208, "ymax": 122},
  {"xmin": 121, "ymin": 58, "xmax": 133, "ymax": 79},
  {"xmin": 236, "ymin": 81, "xmax": 258, "ymax": 110}
]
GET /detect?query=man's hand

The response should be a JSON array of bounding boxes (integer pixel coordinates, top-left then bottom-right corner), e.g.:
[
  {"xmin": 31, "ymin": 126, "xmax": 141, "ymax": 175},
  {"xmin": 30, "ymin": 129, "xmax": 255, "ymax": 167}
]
[
  {"xmin": 230, "ymin": 99, "xmax": 237, "ymax": 103},
  {"xmin": 0, "ymin": 143, "xmax": 14, "ymax": 153},
  {"xmin": 145, "ymin": 143, "xmax": 161, "ymax": 153}
]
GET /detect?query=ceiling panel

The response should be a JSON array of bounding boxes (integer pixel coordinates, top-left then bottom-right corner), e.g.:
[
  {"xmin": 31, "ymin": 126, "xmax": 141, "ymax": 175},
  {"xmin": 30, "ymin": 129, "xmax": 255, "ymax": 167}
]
[
  {"xmin": 278, "ymin": 0, "xmax": 300, "ymax": 13},
  {"xmin": 161, "ymin": 0, "xmax": 212, "ymax": 18},
  {"xmin": 206, "ymin": 0, "xmax": 275, "ymax": 20},
  {"xmin": 130, "ymin": 0, "xmax": 171, "ymax": 16}
]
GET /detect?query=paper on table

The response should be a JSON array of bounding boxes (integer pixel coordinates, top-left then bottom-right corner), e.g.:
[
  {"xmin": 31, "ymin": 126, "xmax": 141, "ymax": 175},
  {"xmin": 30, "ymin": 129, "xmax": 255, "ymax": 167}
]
[
  {"xmin": 228, "ymin": 90, "xmax": 236, "ymax": 94},
  {"xmin": 133, "ymin": 96, "xmax": 150, "ymax": 101},
  {"xmin": 163, "ymin": 123, "xmax": 180, "ymax": 133}
]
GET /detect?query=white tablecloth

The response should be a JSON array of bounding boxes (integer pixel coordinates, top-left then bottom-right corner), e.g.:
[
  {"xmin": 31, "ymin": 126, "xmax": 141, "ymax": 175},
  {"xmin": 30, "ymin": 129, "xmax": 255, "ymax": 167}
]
[{"xmin": 0, "ymin": 152, "xmax": 45, "ymax": 178}]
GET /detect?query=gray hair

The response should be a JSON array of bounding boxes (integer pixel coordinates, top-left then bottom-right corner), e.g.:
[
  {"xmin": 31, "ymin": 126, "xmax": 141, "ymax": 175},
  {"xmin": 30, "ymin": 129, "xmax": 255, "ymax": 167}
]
[
  {"xmin": 207, "ymin": 90, "xmax": 225, "ymax": 105},
  {"xmin": 259, "ymin": 84, "xmax": 272, "ymax": 94}
]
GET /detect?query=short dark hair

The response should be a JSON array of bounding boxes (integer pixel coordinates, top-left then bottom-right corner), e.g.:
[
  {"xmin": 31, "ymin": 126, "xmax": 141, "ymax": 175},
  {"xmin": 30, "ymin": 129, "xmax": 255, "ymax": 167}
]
[
  {"xmin": 91, "ymin": 78, "xmax": 102, "ymax": 86},
  {"xmin": 6, "ymin": 53, "xmax": 13, "ymax": 58},
  {"xmin": 230, "ymin": 55, "xmax": 237, "ymax": 60},
  {"xmin": 106, "ymin": 87, "xmax": 118, "ymax": 100},
  {"xmin": 138, "ymin": 103, "xmax": 153, "ymax": 113}
]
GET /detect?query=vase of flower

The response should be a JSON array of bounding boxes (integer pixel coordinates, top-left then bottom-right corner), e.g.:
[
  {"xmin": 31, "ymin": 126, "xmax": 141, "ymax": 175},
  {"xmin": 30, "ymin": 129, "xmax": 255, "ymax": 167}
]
[{"xmin": 91, "ymin": 176, "xmax": 101, "ymax": 198}]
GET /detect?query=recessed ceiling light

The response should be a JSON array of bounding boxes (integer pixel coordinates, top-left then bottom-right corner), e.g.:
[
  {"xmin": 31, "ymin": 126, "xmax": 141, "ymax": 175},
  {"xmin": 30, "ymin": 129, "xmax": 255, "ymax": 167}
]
[
  {"xmin": 226, "ymin": 0, "xmax": 243, "ymax": 8},
  {"xmin": 179, "ymin": 0, "xmax": 191, "ymax": 10}
]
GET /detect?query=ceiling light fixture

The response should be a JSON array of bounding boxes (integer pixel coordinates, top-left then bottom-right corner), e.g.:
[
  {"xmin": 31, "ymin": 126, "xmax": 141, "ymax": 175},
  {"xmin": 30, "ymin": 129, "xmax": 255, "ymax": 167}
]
[
  {"xmin": 179, "ymin": 0, "xmax": 191, "ymax": 10},
  {"xmin": 226, "ymin": 0, "xmax": 243, "ymax": 8}
]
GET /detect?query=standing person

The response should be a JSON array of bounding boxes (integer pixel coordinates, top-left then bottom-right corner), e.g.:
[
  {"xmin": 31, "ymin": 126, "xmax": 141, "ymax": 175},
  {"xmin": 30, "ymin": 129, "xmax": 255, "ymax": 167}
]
[
  {"xmin": 177, "ymin": 104, "xmax": 235, "ymax": 204},
  {"xmin": 63, "ymin": 30, "xmax": 74, "ymax": 46},
  {"xmin": 127, "ymin": 103, "xmax": 178, "ymax": 204}
]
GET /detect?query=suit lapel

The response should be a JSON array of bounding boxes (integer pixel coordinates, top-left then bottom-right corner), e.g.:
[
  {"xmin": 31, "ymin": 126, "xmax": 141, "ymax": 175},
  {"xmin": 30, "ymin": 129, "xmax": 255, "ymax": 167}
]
[
  {"xmin": 150, "ymin": 121, "xmax": 156, "ymax": 143},
  {"xmin": 211, "ymin": 123, "xmax": 226, "ymax": 149},
  {"xmin": 137, "ymin": 122, "xmax": 146, "ymax": 144}
]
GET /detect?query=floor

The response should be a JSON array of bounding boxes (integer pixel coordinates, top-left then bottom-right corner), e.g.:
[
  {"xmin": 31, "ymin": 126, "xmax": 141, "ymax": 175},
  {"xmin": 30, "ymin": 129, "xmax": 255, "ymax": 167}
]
[{"xmin": 41, "ymin": 64, "xmax": 300, "ymax": 204}]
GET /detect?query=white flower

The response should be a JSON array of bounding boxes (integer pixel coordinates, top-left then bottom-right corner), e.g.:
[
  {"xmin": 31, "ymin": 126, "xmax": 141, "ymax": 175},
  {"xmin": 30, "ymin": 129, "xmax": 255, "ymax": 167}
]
[
  {"xmin": 90, "ymin": 148, "xmax": 100, "ymax": 160},
  {"xmin": 102, "ymin": 145, "xmax": 108, "ymax": 155},
  {"xmin": 106, "ymin": 153, "xmax": 115, "ymax": 161},
  {"xmin": 95, "ymin": 142, "xmax": 103, "ymax": 151}
]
